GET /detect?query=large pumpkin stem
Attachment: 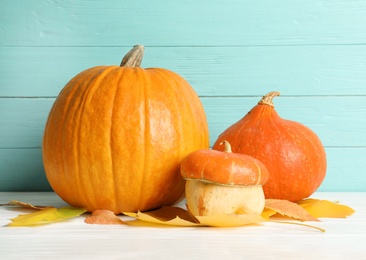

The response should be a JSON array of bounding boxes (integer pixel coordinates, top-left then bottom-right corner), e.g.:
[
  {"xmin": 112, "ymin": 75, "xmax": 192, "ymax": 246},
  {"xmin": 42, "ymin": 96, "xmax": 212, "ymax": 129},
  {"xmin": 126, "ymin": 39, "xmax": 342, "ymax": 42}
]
[
  {"xmin": 120, "ymin": 45, "xmax": 144, "ymax": 67},
  {"xmin": 258, "ymin": 91, "xmax": 280, "ymax": 107},
  {"xmin": 220, "ymin": 140, "xmax": 232, "ymax": 153}
]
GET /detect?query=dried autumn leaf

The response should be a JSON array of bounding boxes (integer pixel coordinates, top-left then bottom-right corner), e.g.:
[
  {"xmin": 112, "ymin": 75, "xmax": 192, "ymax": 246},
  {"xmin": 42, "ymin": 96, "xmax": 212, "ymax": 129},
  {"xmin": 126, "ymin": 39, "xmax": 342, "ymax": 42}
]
[
  {"xmin": 85, "ymin": 210, "xmax": 124, "ymax": 225},
  {"xmin": 124, "ymin": 206, "xmax": 201, "ymax": 227},
  {"xmin": 261, "ymin": 208, "xmax": 277, "ymax": 219},
  {"xmin": 195, "ymin": 213, "xmax": 265, "ymax": 227},
  {"xmin": 124, "ymin": 206, "xmax": 266, "ymax": 227},
  {"xmin": 8, "ymin": 207, "xmax": 86, "ymax": 227},
  {"xmin": 185, "ymin": 204, "xmax": 266, "ymax": 227},
  {"xmin": 1, "ymin": 200, "xmax": 49, "ymax": 210},
  {"xmin": 270, "ymin": 220, "xmax": 326, "ymax": 232},
  {"xmin": 265, "ymin": 199, "xmax": 319, "ymax": 221},
  {"xmin": 8, "ymin": 207, "xmax": 57, "ymax": 226},
  {"xmin": 297, "ymin": 198, "xmax": 355, "ymax": 218}
]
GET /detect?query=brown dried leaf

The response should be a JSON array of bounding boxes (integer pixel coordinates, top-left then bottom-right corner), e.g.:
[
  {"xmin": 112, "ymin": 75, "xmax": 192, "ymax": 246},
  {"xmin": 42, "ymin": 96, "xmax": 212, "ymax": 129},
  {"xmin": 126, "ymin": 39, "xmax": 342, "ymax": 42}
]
[
  {"xmin": 124, "ymin": 206, "xmax": 265, "ymax": 227},
  {"xmin": 265, "ymin": 199, "xmax": 319, "ymax": 221},
  {"xmin": 124, "ymin": 206, "xmax": 201, "ymax": 227},
  {"xmin": 85, "ymin": 210, "xmax": 124, "ymax": 225},
  {"xmin": 1, "ymin": 200, "xmax": 49, "ymax": 210},
  {"xmin": 297, "ymin": 198, "xmax": 355, "ymax": 218}
]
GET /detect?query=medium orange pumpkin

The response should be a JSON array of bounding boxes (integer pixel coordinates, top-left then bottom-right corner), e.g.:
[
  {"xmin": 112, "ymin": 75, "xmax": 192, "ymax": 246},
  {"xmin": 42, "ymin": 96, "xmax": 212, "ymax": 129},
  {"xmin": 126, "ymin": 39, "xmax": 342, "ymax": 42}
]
[
  {"xmin": 212, "ymin": 91, "xmax": 326, "ymax": 202},
  {"xmin": 43, "ymin": 45, "xmax": 209, "ymax": 213}
]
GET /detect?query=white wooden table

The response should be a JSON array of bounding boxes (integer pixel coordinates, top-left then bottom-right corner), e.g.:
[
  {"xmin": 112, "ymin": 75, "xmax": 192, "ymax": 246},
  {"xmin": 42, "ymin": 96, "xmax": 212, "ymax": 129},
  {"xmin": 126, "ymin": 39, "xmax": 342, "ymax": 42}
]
[{"xmin": 0, "ymin": 192, "xmax": 365, "ymax": 259}]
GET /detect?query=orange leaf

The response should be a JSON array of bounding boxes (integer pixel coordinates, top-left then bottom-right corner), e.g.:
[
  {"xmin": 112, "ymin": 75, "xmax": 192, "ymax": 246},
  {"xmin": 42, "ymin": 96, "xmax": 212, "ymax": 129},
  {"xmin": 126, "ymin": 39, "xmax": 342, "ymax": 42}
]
[
  {"xmin": 265, "ymin": 199, "xmax": 319, "ymax": 221},
  {"xmin": 85, "ymin": 210, "xmax": 124, "ymax": 225},
  {"xmin": 297, "ymin": 198, "xmax": 355, "ymax": 218}
]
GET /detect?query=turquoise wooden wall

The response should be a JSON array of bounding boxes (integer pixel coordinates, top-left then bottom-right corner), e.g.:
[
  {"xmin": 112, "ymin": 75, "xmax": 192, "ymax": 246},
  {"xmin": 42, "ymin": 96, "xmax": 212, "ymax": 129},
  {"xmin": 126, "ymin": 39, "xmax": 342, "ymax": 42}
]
[{"xmin": 1, "ymin": 0, "xmax": 365, "ymax": 192}]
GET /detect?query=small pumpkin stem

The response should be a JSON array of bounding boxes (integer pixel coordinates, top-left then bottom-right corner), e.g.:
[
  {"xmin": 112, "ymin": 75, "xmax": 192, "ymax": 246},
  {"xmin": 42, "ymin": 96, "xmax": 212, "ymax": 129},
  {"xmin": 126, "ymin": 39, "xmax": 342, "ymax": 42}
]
[
  {"xmin": 220, "ymin": 140, "xmax": 232, "ymax": 153},
  {"xmin": 120, "ymin": 45, "xmax": 144, "ymax": 67},
  {"xmin": 258, "ymin": 91, "xmax": 280, "ymax": 107}
]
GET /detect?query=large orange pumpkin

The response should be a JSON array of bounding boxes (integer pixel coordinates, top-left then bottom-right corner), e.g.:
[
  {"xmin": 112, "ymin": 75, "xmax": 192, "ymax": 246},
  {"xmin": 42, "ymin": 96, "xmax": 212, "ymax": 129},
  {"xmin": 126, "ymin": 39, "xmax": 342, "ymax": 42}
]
[
  {"xmin": 213, "ymin": 91, "xmax": 326, "ymax": 202},
  {"xmin": 43, "ymin": 45, "xmax": 209, "ymax": 213}
]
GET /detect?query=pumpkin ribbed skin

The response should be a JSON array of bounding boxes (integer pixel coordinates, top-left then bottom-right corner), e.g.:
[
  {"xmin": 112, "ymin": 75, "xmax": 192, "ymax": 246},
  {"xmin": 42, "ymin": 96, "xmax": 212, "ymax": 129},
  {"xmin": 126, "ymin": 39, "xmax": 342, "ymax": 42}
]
[
  {"xmin": 212, "ymin": 92, "xmax": 326, "ymax": 202},
  {"xmin": 43, "ymin": 52, "xmax": 209, "ymax": 213},
  {"xmin": 181, "ymin": 141, "xmax": 269, "ymax": 186}
]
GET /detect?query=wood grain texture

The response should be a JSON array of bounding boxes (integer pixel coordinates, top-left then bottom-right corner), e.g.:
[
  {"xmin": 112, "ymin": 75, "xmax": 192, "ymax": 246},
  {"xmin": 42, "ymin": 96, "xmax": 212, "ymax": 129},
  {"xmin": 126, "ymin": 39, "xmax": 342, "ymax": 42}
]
[
  {"xmin": 2, "ymin": 0, "xmax": 366, "ymax": 46},
  {"xmin": 1, "ymin": 46, "xmax": 366, "ymax": 97},
  {"xmin": 1, "ymin": 96, "xmax": 365, "ymax": 192},
  {"xmin": 0, "ymin": 0, "xmax": 365, "ymax": 191},
  {"xmin": 0, "ymin": 98, "xmax": 53, "ymax": 148},
  {"xmin": 0, "ymin": 149, "xmax": 51, "ymax": 191},
  {"xmin": 1, "ymin": 96, "xmax": 365, "ymax": 148},
  {"xmin": 0, "ymin": 192, "xmax": 365, "ymax": 258},
  {"xmin": 1, "ymin": 148, "xmax": 364, "ymax": 192}
]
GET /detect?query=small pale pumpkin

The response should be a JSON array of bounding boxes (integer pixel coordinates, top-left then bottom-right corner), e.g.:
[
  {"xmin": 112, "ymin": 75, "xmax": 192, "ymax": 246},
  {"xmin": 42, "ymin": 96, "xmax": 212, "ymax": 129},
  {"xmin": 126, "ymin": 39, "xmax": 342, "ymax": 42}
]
[
  {"xmin": 43, "ymin": 45, "xmax": 209, "ymax": 213},
  {"xmin": 181, "ymin": 141, "xmax": 269, "ymax": 216}
]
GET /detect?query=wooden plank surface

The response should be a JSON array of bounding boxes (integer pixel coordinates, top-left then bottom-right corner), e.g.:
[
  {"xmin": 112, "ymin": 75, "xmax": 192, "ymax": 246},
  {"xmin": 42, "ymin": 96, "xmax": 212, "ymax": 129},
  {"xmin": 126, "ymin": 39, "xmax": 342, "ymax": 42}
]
[
  {"xmin": 1, "ymin": 96, "xmax": 365, "ymax": 148},
  {"xmin": 1, "ymin": 0, "xmax": 365, "ymax": 191},
  {"xmin": 1, "ymin": 46, "xmax": 366, "ymax": 97},
  {"xmin": 0, "ymin": 149, "xmax": 51, "ymax": 191},
  {"xmin": 1, "ymin": 147, "xmax": 365, "ymax": 192},
  {"xmin": 0, "ymin": 192, "xmax": 365, "ymax": 258},
  {"xmin": 1, "ymin": 96, "xmax": 365, "ymax": 192},
  {"xmin": 2, "ymin": 0, "xmax": 366, "ymax": 46}
]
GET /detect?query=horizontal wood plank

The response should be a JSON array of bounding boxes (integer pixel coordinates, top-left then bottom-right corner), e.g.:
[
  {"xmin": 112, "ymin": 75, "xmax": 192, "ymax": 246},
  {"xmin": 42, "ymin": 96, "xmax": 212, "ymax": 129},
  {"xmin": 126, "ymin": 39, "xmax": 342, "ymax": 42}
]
[
  {"xmin": 0, "ymin": 192, "xmax": 365, "ymax": 259},
  {"xmin": 0, "ymin": 149, "xmax": 51, "ymax": 191},
  {"xmin": 1, "ymin": 96, "xmax": 365, "ymax": 148},
  {"xmin": 320, "ymin": 148, "xmax": 366, "ymax": 192},
  {"xmin": 1, "ymin": 0, "xmax": 366, "ymax": 46},
  {"xmin": 0, "ymin": 98, "xmax": 54, "ymax": 148},
  {"xmin": 203, "ymin": 96, "xmax": 366, "ymax": 148},
  {"xmin": 0, "ymin": 147, "xmax": 364, "ymax": 191},
  {"xmin": 1, "ymin": 0, "xmax": 365, "ymax": 192},
  {"xmin": 1, "ymin": 46, "xmax": 366, "ymax": 97}
]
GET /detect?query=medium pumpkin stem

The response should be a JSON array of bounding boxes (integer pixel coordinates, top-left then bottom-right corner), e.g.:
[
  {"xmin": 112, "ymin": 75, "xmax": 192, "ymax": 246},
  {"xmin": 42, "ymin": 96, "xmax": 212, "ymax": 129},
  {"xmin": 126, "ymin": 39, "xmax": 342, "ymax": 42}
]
[
  {"xmin": 258, "ymin": 91, "xmax": 280, "ymax": 107},
  {"xmin": 220, "ymin": 140, "xmax": 232, "ymax": 153},
  {"xmin": 120, "ymin": 45, "xmax": 144, "ymax": 67}
]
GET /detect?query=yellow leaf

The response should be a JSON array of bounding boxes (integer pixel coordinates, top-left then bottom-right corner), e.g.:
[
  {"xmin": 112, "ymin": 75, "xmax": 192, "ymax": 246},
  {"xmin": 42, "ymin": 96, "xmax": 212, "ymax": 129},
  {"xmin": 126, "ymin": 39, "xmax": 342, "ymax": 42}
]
[
  {"xmin": 297, "ymin": 198, "xmax": 355, "ymax": 218},
  {"xmin": 261, "ymin": 208, "xmax": 277, "ymax": 220},
  {"xmin": 124, "ymin": 206, "xmax": 265, "ymax": 227},
  {"xmin": 270, "ymin": 220, "xmax": 326, "ymax": 233},
  {"xmin": 195, "ymin": 213, "xmax": 265, "ymax": 227},
  {"xmin": 8, "ymin": 207, "xmax": 86, "ymax": 227},
  {"xmin": 124, "ymin": 206, "xmax": 201, "ymax": 227},
  {"xmin": 44, "ymin": 207, "xmax": 86, "ymax": 222},
  {"xmin": 265, "ymin": 199, "xmax": 319, "ymax": 221},
  {"xmin": 8, "ymin": 208, "xmax": 57, "ymax": 226}
]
